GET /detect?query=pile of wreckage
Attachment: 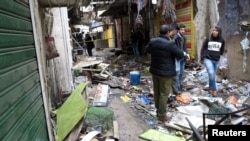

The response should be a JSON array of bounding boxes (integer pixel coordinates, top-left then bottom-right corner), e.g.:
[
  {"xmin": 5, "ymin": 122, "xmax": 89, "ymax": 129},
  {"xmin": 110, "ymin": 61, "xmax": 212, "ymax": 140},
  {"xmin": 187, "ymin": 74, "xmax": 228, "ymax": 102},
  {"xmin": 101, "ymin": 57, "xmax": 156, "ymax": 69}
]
[{"xmin": 57, "ymin": 48, "xmax": 250, "ymax": 141}]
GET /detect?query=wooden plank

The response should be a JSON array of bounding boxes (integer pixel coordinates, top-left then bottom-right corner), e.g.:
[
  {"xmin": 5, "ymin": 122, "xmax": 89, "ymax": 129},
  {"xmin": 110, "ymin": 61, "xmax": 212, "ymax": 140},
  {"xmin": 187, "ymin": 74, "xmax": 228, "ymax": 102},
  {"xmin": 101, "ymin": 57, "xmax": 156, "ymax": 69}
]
[
  {"xmin": 73, "ymin": 60, "xmax": 103, "ymax": 69},
  {"xmin": 113, "ymin": 120, "xmax": 119, "ymax": 140}
]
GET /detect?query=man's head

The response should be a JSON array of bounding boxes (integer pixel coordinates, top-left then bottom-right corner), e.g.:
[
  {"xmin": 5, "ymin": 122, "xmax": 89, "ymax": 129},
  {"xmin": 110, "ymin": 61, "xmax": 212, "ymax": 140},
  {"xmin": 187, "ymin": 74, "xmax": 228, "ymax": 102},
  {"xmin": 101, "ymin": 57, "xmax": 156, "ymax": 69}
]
[
  {"xmin": 170, "ymin": 23, "xmax": 179, "ymax": 35},
  {"xmin": 160, "ymin": 24, "xmax": 174, "ymax": 37},
  {"xmin": 179, "ymin": 24, "xmax": 186, "ymax": 34}
]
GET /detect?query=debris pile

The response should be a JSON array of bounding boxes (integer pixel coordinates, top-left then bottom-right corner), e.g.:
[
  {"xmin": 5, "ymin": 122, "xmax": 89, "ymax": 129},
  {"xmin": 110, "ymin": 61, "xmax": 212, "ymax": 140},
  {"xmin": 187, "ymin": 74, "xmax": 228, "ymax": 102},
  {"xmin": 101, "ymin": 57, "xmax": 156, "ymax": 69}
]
[{"xmin": 63, "ymin": 48, "xmax": 250, "ymax": 141}]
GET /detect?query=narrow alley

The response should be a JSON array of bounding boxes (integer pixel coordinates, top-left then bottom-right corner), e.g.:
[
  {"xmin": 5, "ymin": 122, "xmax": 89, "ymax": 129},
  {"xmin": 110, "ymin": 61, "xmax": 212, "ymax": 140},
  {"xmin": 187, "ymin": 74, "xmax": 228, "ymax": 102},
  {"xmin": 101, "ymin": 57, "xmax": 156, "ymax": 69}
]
[{"xmin": 0, "ymin": 0, "xmax": 250, "ymax": 141}]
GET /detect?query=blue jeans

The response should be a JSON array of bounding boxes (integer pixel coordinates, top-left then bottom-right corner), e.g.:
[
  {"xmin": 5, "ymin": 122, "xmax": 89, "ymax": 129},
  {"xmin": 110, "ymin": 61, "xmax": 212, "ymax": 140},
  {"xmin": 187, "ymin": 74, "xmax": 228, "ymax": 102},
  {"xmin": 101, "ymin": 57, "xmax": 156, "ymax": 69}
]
[
  {"xmin": 204, "ymin": 58, "xmax": 219, "ymax": 90},
  {"xmin": 132, "ymin": 43, "xmax": 140, "ymax": 59},
  {"xmin": 176, "ymin": 58, "xmax": 185, "ymax": 92}
]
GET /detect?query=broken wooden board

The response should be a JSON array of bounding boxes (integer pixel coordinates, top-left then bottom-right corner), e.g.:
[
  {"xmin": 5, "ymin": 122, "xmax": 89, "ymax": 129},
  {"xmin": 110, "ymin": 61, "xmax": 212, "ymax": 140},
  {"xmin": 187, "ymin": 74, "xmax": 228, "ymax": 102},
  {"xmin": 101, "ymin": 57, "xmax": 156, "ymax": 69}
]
[
  {"xmin": 73, "ymin": 60, "xmax": 103, "ymax": 69},
  {"xmin": 164, "ymin": 123, "xmax": 193, "ymax": 134},
  {"xmin": 139, "ymin": 129, "xmax": 186, "ymax": 141},
  {"xmin": 54, "ymin": 82, "xmax": 88, "ymax": 141},
  {"xmin": 113, "ymin": 120, "xmax": 119, "ymax": 140}
]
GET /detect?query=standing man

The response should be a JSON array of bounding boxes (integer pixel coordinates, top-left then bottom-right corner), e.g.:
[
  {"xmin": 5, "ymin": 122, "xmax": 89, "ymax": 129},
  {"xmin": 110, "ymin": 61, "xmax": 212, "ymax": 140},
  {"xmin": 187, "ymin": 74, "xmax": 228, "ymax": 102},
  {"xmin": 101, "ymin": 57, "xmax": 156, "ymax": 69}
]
[
  {"xmin": 146, "ymin": 24, "xmax": 187, "ymax": 122},
  {"xmin": 171, "ymin": 23, "xmax": 190, "ymax": 95},
  {"xmin": 175, "ymin": 24, "xmax": 190, "ymax": 93},
  {"xmin": 170, "ymin": 24, "xmax": 180, "ymax": 95},
  {"xmin": 130, "ymin": 28, "xmax": 140, "ymax": 59},
  {"xmin": 85, "ymin": 33, "xmax": 94, "ymax": 56}
]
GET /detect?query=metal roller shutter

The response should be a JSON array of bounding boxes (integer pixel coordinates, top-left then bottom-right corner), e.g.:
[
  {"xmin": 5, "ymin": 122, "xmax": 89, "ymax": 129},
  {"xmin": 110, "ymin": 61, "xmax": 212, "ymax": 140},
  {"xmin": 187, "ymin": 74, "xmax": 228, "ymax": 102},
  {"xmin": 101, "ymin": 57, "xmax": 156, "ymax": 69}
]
[{"xmin": 0, "ymin": 0, "xmax": 49, "ymax": 140}]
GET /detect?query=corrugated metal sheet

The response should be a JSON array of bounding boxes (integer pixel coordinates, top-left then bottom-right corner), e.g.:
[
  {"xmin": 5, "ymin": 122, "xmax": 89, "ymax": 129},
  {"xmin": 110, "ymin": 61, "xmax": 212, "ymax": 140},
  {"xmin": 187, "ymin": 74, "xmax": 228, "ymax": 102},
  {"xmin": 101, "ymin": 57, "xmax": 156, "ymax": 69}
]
[
  {"xmin": 0, "ymin": 0, "xmax": 49, "ymax": 140},
  {"xmin": 175, "ymin": 0, "xmax": 196, "ymax": 59}
]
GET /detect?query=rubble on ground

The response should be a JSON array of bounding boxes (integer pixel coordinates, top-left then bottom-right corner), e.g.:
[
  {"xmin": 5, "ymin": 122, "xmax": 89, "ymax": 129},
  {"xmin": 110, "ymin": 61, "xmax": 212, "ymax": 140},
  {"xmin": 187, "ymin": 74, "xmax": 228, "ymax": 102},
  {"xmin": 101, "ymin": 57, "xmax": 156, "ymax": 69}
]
[{"xmin": 69, "ymin": 48, "xmax": 250, "ymax": 141}]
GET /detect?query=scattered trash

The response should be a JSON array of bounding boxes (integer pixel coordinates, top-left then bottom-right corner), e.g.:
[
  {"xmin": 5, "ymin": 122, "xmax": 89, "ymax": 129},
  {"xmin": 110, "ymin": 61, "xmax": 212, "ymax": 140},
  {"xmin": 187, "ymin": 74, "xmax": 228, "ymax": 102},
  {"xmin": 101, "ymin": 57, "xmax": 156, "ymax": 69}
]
[
  {"xmin": 85, "ymin": 106, "xmax": 114, "ymax": 133},
  {"xmin": 72, "ymin": 49, "xmax": 250, "ymax": 141},
  {"xmin": 92, "ymin": 84, "xmax": 110, "ymax": 107},
  {"xmin": 176, "ymin": 93, "xmax": 193, "ymax": 104},
  {"xmin": 139, "ymin": 129, "xmax": 186, "ymax": 141},
  {"xmin": 120, "ymin": 95, "xmax": 132, "ymax": 103},
  {"xmin": 79, "ymin": 130, "xmax": 101, "ymax": 141}
]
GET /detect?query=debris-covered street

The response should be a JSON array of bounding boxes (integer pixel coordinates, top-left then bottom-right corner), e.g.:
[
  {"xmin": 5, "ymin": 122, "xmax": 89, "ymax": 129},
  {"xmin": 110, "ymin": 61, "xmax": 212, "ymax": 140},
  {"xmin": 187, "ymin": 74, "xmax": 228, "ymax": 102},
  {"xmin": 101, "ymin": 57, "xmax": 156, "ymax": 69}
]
[
  {"xmin": 1, "ymin": 0, "xmax": 250, "ymax": 141},
  {"xmin": 68, "ymin": 48, "xmax": 250, "ymax": 141}
]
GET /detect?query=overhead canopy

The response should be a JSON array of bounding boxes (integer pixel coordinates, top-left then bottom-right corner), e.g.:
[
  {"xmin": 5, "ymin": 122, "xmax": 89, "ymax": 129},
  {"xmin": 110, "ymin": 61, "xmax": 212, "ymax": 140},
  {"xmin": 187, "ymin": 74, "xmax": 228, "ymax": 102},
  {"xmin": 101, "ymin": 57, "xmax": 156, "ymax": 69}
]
[
  {"xmin": 38, "ymin": 0, "xmax": 91, "ymax": 7},
  {"xmin": 100, "ymin": 0, "xmax": 128, "ymax": 17}
]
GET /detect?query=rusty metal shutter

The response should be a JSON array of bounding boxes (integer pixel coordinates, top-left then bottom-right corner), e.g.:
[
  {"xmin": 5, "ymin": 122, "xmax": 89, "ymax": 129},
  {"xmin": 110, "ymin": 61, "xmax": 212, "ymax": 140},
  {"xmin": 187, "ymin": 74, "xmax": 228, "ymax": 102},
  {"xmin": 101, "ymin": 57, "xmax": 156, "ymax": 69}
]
[
  {"xmin": 0, "ymin": 0, "xmax": 49, "ymax": 140},
  {"xmin": 175, "ymin": 0, "xmax": 196, "ymax": 59}
]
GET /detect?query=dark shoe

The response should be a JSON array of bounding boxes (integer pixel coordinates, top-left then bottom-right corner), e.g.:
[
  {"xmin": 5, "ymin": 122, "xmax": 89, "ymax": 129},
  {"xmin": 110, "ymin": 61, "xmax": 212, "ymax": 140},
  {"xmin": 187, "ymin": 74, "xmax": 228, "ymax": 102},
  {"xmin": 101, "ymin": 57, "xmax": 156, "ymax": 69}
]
[{"xmin": 158, "ymin": 116, "xmax": 172, "ymax": 122}]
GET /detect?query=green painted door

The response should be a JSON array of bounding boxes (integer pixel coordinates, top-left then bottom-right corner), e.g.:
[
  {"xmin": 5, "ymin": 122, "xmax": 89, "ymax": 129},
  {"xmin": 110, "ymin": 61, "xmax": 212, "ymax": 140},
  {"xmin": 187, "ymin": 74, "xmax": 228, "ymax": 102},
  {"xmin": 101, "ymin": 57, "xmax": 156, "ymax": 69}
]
[{"xmin": 0, "ymin": 0, "xmax": 49, "ymax": 141}]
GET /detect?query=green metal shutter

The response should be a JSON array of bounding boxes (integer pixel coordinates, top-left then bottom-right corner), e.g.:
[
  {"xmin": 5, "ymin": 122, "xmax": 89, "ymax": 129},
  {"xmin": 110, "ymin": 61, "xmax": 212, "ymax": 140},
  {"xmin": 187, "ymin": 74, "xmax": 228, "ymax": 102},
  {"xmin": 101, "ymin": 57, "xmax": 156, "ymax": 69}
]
[{"xmin": 0, "ymin": 0, "xmax": 49, "ymax": 141}]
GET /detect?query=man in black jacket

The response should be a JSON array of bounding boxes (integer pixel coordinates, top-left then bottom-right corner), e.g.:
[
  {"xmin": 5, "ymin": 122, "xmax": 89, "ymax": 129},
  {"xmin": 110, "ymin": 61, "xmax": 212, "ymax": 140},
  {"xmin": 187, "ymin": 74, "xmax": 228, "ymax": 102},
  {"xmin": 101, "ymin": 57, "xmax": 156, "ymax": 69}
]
[
  {"xmin": 146, "ymin": 24, "xmax": 187, "ymax": 122},
  {"xmin": 171, "ymin": 24, "xmax": 190, "ymax": 95}
]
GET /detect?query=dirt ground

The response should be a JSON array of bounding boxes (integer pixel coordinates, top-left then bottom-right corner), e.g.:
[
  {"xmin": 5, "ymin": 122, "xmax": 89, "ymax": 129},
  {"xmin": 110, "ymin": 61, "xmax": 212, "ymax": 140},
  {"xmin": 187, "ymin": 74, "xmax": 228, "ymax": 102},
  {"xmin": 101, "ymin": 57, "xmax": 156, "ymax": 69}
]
[
  {"xmin": 108, "ymin": 91, "xmax": 151, "ymax": 141},
  {"xmin": 85, "ymin": 48, "xmax": 152, "ymax": 141}
]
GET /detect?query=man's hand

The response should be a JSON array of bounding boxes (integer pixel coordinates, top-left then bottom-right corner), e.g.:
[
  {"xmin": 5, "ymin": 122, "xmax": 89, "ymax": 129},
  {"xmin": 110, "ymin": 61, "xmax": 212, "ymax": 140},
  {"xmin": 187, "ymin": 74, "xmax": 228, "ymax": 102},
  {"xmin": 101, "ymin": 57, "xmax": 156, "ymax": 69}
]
[{"xmin": 186, "ymin": 54, "xmax": 190, "ymax": 60}]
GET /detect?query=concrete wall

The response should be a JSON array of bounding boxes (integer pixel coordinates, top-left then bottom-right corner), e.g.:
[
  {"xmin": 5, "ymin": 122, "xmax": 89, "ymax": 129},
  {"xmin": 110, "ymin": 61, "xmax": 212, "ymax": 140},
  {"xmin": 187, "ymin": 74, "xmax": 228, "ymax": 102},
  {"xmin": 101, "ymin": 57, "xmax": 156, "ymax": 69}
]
[
  {"xmin": 194, "ymin": 0, "xmax": 250, "ymax": 81},
  {"xmin": 194, "ymin": 0, "xmax": 219, "ymax": 60},
  {"xmin": 217, "ymin": 0, "xmax": 250, "ymax": 81},
  {"xmin": 227, "ymin": 35, "xmax": 250, "ymax": 80},
  {"xmin": 50, "ymin": 8, "xmax": 74, "ymax": 94}
]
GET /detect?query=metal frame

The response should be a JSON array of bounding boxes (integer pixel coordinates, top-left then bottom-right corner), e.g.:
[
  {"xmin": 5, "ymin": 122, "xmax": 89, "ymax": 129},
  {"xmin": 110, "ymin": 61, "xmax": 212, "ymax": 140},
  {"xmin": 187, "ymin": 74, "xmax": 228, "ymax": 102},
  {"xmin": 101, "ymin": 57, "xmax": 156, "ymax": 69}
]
[{"xmin": 186, "ymin": 105, "xmax": 250, "ymax": 141}]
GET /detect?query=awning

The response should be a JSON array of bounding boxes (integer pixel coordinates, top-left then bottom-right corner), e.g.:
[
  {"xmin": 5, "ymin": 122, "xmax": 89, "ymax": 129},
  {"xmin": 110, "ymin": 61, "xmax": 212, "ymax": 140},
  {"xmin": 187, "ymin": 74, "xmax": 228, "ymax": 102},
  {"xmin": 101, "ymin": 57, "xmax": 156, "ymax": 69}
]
[
  {"xmin": 100, "ymin": 0, "xmax": 128, "ymax": 17},
  {"xmin": 38, "ymin": 0, "xmax": 91, "ymax": 7}
]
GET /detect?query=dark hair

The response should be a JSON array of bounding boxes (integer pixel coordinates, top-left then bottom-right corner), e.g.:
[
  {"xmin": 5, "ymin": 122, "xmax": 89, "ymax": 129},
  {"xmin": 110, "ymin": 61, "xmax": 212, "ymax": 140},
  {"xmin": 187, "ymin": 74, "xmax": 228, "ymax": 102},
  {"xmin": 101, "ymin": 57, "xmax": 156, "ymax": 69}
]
[
  {"xmin": 211, "ymin": 26, "xmax": 222, "ymax": 39},
  {"xmin": 179, "ymin": 24, "xmax": 186, "ymax": 28},
  {"xmin": 160, "ymin": 24, "xmax": 173, "ymax": 34},
  {"xmin": 171, "ymin": 23, "xmax": 180, "ymax": 30}
]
